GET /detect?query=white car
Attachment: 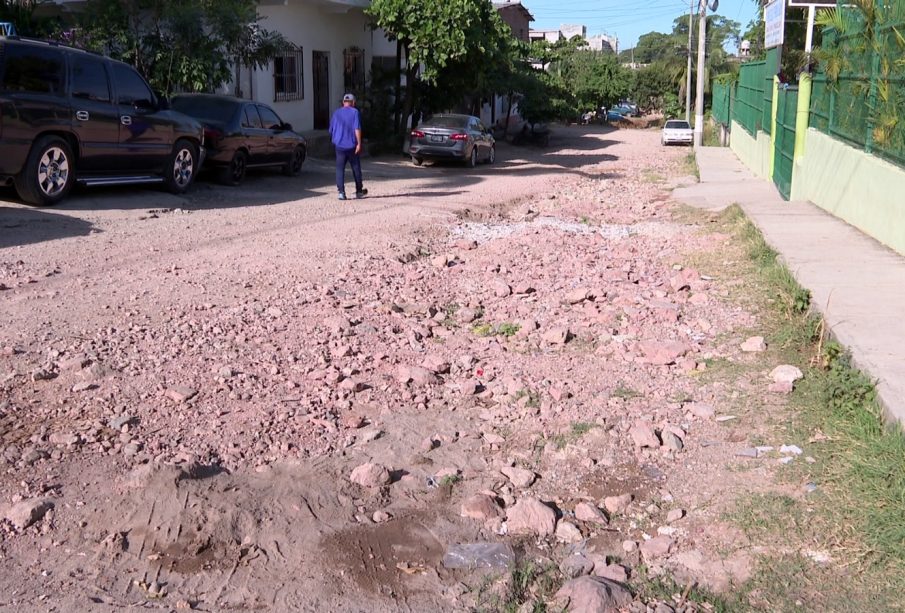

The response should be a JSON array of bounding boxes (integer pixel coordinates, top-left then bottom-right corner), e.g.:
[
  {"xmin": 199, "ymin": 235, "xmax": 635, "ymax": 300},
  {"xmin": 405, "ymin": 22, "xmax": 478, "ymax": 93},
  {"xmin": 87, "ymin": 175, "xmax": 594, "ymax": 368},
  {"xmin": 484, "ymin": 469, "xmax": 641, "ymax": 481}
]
[{"xmin": 661, "ymin": 119, "xmax": 693, "ymax": 146}]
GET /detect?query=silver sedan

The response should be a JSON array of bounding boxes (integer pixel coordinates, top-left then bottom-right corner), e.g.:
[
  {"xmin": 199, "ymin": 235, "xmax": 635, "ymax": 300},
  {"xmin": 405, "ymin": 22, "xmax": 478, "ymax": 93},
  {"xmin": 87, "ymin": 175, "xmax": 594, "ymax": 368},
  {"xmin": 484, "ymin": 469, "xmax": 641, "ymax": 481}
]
[{"xmin": 409, "ymin": 114, "xmax": 496, "ymax": 168}]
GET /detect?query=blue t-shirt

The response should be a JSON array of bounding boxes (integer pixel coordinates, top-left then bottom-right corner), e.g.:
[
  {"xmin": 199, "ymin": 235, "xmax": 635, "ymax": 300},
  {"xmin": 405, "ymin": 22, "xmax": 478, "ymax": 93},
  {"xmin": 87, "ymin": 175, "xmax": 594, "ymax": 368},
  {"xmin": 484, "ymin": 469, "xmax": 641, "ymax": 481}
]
[{"xmin": 329, "ymin": 106, "xmax": 361, "ymax": 150}]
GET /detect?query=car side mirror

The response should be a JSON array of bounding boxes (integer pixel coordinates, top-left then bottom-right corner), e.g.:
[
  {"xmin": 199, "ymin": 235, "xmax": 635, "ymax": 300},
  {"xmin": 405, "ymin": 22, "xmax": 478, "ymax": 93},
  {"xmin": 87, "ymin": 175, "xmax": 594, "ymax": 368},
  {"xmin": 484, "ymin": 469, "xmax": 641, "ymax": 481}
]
[
  {"xmin": 133, "ymin": 98, "xmax": 156, "ymax": 112},
  {"xmin": 281, "ymin": 122, "xmax": 292, "ymax": 131},
  {"xmin": 155, "ymin": 94, "xmax": 170, "ymax": 110}
]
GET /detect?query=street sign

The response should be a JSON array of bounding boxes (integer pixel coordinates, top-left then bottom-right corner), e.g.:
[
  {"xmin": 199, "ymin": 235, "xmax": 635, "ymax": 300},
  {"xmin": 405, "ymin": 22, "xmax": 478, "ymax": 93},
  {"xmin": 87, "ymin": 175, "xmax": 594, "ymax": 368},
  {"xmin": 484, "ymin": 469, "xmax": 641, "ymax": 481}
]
[
  {"xmin": 788, "ymin": 1, "xmax": 835, "ymax": 6},
  {"xmin": 765, "ymin": 0, "xmax": 786, "ymax": 49}
]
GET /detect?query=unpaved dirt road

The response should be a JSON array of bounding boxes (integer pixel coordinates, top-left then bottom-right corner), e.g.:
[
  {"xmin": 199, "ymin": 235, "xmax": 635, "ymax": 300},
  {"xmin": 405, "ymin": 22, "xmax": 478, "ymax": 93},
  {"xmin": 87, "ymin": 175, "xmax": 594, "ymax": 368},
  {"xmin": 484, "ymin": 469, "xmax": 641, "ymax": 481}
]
[{"xmin": 1, "ymin": 127, "xmax": 774, "ymax": 612}]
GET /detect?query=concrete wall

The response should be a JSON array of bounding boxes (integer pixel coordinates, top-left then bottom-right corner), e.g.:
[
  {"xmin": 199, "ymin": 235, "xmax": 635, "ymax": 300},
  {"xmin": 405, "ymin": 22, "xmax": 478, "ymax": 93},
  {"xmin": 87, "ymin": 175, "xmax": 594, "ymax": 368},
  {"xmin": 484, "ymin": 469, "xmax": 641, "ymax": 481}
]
[
  {"xmin": 251, "ymin": 3, "xmax": 374, "ymax": 132},
  {"xmin": 729, "ymin": 121, "xmax": 772, "ymax": 180},
  {"xmin": 792, "ymin": 129, "xmax": 905, "ymax": 256}
]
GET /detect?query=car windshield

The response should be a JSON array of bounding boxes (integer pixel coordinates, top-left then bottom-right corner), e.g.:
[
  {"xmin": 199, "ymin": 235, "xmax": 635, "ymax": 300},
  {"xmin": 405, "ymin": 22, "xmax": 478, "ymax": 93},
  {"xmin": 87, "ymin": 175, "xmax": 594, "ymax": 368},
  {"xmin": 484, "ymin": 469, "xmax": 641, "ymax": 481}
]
[
  {"xmin": 171, "ymin": 97, "xmax": 237, "ymax": 124},
  {"xmin": 421, "ymin": 115, "xmax": 470, "ymax": 129},
  {"xmin": 665, "ymin": 120, "xmax": 690, "ymax": 129}
]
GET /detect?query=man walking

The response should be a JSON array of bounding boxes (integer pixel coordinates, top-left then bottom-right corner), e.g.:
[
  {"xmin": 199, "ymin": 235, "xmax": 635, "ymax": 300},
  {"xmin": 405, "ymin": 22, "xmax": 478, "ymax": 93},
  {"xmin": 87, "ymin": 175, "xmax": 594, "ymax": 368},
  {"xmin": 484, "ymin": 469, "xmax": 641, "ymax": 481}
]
[{"xmin": 329, "ymin": 93, "xmax": 367, "ymax": 200}]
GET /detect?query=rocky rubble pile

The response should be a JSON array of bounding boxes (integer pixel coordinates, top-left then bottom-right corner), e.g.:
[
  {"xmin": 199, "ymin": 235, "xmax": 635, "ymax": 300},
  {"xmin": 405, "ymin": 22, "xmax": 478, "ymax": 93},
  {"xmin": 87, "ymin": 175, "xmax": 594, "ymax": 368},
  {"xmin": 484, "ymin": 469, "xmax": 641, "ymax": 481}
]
[{"xmin": 0, "ymin": 143, "xmax": 775, "ymax": 610}]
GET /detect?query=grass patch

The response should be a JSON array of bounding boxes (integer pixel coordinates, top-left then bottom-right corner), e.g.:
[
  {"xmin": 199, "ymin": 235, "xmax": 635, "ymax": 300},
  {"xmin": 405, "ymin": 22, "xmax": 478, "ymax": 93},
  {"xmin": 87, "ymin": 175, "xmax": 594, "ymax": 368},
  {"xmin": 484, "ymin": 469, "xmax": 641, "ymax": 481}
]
[
  {"xmin": 612, "ymin": 384, "xmax": 642, "ymax": 400},
  {"xmin": 703, "ymin": 118, "xmax": 722, "ymax": 147},
  {"xmin": 551, "ymin": 421, "xmax": 596, "ymax": 449},
  {"xmin": 473, "ymin": 561, "xmax": 562, "ymax": 613},
  {"xmin": 726, "ymin": 493, "xmax": 804, "ymax": 540},
  {"xmin": 472, "ymin": 321, "xmax": 521, "ymax": 338},
  {"xmin": 471, "ymin": 323, "xmax": 495, "ymax": 337},
  {"xmin": 682, "ymin": 151, "xmax": 699, "ymax": 179},
  {"xmin": 514, "ymin": 388, "xmax": 541, "ymax": 408},
  {"xmin": 439, "ymin": 474, "xmax": 461, "ymax": 487},
  {"xmin": 632, "ymin": 566, "xmax": 738, "ymax": 612},
  {"xmin": 711, "ymin": 204, "xmax": 905, "ymax": 608},
  {"xmin": 641, "ymin": 168, "xmax": 665, "ymax": 183}
]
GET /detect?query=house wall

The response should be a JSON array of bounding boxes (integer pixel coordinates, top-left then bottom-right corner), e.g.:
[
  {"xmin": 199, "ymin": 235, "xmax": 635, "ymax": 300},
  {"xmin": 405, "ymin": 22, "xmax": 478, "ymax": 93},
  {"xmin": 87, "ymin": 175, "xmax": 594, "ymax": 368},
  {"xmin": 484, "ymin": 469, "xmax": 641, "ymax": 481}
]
[
  {"xmin": 497, "ymin": 7, "xmax": 531, "ymax": 42},
  {"xmin": 792, "ymin": 129, "xmax": 905, "ymax": 256},
  {"xmin": 251, "ymin": 3, "xmax": 373, "ymax": 132}
]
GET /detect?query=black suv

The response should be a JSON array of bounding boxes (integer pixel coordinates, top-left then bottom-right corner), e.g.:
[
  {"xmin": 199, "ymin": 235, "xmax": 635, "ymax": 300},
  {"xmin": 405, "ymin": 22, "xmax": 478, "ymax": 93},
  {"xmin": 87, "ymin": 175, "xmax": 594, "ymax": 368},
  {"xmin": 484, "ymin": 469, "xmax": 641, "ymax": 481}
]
[{"xmin": 0, "ymin": 37, "xmax": 205, "ymax": 206}]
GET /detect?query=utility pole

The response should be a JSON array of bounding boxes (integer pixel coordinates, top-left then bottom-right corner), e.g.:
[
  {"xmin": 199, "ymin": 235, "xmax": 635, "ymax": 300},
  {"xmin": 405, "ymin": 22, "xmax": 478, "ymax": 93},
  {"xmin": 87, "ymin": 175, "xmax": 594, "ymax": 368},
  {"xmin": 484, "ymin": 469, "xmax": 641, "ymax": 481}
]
[
  {"xmin": 693, "ymin": 0, "xmax": 707, "ymax": 147},
  {"xmin": 685, "ymin": 0, "xmax": 694, "ymax": 122}
]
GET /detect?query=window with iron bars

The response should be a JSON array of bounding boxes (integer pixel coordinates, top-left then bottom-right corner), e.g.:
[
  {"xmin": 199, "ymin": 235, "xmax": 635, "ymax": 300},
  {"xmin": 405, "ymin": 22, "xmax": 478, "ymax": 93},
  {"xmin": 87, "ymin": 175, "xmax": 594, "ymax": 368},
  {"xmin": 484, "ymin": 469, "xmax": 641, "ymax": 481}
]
[
  {"xmin": 343, "ymin": 47, "xmax": 365, "ymax": 95},
  {"xmin": 274, "ymin": 46, "xmax": 303, "ymax": 102}
]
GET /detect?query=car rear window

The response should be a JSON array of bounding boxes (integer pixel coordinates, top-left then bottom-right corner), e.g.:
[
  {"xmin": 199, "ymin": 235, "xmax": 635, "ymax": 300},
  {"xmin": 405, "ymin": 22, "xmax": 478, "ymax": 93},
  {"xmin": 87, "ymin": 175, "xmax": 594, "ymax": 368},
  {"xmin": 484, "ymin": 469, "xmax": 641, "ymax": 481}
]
[
  {"xmin": 421, "ymin": 115, "xmax": 469, "ymax": 129},
  {"xmin": 171, "ymin": 97, "xmax": 238, "ymax": 124},
  {"xmin": 665, "ymin": 121, "xmax": 690, "ymax": 129}
]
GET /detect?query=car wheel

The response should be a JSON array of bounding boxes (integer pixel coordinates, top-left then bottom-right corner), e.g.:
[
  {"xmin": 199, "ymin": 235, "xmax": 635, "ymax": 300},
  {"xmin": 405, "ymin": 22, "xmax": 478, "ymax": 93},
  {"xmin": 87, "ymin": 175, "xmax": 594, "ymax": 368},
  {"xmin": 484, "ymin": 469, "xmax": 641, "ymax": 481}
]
[
  {"xmin": 14, "ymin": 136, "xmax": 75, "ymax": 206},
  {"xmin": 487, "ymin": 145, "xmax": 496, "ymax": 164},
  {"xmin": 412, "ymin": 156, "xmax": 423, "ymax": 166},
  {"xmin": 165, "ymin": 139, "xmax": 198, "ymax": 194},
  {"xmin": 467, "ymin": 146, "xmax": 477, "ymax": 168},
  {"xmin": 219, "ymin": 150, "xmax": 248, "ymax": 186},
  {"xmin": 283, "ymin": 145, "xmax": 306, "ymax": 176}
]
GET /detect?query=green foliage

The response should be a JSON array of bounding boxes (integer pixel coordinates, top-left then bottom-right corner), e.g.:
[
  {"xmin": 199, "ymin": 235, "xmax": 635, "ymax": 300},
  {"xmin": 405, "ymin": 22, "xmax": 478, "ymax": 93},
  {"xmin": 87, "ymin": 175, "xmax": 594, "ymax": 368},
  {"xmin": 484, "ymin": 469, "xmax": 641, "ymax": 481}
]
[
  {"xmin": 473, "ymin": 561, "xmax": 561, "ymax": 613},
  {"xmin": 471, "ymin": 323, "xmax": 495, "ymax": 337},
  {"xmin": 439, "ymin": 474, "xmax": 461, "ymax": 487},
  {"xmin": 64, "ymin": 0, "xmax": 285, "ymax": 96},
  {"xmin": 471, "ymin": 322, "xmax": 521, "ymax": 338},
  {"xmin": 627, "ymin": 14, "xmax": 740, "ymax": 114},
  {"xmin": 367, "ymin": 0, "xmax": 490, "ymax": 84},
  {"xmin": 497, "ymin": 322, "xmax": 521, "ymax": 337},
  {"xmin": 525, "ymin": 37, "xmax": 633, "ymax": 121}
]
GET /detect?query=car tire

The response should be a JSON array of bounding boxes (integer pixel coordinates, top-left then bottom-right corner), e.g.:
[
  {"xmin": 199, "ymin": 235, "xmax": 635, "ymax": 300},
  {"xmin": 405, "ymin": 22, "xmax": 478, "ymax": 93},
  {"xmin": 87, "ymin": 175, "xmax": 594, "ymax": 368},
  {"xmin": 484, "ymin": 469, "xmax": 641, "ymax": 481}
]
[
  {"xmin": 283, "ymin": 145, "xmax": 305, "ymax": 177},
  {"xmin": 467, "ymin": 146, "xmax": 477, "ymax": 168},
  {"xmin": 164, "ymin": 139, "xmax": 198, "ymax": 194},
  {"xmin": 14, "ymin": 136, "xmax": 75, "ymax": 207},
  {"xmin": 412, "ymin": 156, "xmax": 423, "ymax": 166},
  {"xmin": 219, "ymin": 150, "xmax": 248, "ymax": 186},
  {"xmin": 487, "ymin": 145, "xmax": 496, "ymax": 164}
]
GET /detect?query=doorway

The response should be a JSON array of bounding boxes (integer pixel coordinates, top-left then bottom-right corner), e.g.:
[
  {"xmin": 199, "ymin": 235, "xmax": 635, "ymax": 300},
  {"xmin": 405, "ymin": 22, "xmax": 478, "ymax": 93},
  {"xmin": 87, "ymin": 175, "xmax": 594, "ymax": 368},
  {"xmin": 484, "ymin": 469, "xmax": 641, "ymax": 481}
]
[{"xmin": 313, "ymin": 51, "xmax": 330, "ymax": 130}]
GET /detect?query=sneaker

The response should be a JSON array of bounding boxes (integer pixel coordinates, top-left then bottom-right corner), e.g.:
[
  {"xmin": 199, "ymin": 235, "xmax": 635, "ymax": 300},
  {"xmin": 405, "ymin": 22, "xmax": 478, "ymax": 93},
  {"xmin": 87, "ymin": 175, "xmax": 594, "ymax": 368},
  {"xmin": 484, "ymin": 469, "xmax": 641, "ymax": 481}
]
[
  {"xmin": 355, "ymin": 188, "xmax": 368, "ymax": 199},
  {"xmin": 338, "ymin": 192, "xmax": 347, "ymax": 201}
]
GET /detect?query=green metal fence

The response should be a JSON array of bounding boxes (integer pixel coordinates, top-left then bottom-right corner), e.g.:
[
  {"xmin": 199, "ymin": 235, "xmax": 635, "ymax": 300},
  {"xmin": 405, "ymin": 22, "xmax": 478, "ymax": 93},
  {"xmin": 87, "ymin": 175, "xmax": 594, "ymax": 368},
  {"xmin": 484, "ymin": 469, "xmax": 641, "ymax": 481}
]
[
  {"xmin": 762, "ymin": 48, "xmax": 780, "ymax": 135},
  {"xmin": 810, "ymin": 1, "xmax": 905, "ymax": 169},
  {"xmin": 774, "ymin": 85, "xmax": 799, "ymax": 199},
  {"xmin": 712, "ymin": 81, "xmax": 733, "ymax": 126},
  {"xmin": 734, "ymin": 59, "xmax": 766, "ymax": 135}
]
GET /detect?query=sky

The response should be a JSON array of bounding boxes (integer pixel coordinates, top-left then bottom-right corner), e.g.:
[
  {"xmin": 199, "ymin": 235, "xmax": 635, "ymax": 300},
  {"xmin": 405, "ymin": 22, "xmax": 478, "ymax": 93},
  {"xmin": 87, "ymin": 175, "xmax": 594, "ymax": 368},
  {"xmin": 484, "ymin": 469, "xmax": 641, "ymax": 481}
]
[{"xmin": 526, "ymin": 0, "xmax": 762, "ymax": 52}]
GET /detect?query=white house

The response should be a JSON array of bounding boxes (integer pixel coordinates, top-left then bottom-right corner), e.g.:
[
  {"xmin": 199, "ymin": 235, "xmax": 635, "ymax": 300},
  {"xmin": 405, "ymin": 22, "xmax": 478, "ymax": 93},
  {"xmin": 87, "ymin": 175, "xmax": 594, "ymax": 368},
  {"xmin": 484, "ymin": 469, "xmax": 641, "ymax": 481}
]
[
  {"xmin": 46, "ymin": 0, "xmax": 383, "ymax": 133},
  {"xmin": 241, "ymin": 0, "xmax": 379, "ymax": 132}
]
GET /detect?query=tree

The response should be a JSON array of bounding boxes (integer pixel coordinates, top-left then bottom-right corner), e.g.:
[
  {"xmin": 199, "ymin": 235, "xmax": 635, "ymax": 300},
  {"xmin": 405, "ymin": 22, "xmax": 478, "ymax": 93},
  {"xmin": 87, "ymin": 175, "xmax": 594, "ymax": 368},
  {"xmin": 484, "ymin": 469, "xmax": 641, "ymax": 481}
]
[
  {"xmin": 620, "ymin": 13, "xmax": 741, "ymax": 115},
  {"xmin": 367, "ymin": 0, "xmax": 494, "ymax": 134},
  {"xmin": 620, "ymin": 31, "xmax": 682, "ymax": 64},
  {"xmin": 68, "ymin": 0, "xmax": 285, "ymax": 96},
  {"xmin": 565, "ymin": 50, "xmax": 633, "ymax": 111}
]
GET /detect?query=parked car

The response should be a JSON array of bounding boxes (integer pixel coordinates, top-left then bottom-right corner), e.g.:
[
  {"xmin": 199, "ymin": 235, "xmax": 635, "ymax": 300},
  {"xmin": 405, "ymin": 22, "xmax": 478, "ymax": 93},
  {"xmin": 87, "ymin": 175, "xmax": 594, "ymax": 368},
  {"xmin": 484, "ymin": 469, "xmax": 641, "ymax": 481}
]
[
  {"xmin": 614, "ymin": 102, "xmax": 641, "ymax": 117},
  {"xmin": 606, "ymin": 110, "xmax": 625, "ymax": 122},
  {"xmin": 0, "ymin": 37, "xmax": 205, "ymax": 206},
  {"xmin": 661, "ymin": 119, "xmax": 694, "ymax": 146},
  {"xmin": 170, "ymin": 94, "xmax": 306, "ymax": 186},
  {"xmin": 409, "ymin": 114, "xmax": 495, "ymax": 168}
]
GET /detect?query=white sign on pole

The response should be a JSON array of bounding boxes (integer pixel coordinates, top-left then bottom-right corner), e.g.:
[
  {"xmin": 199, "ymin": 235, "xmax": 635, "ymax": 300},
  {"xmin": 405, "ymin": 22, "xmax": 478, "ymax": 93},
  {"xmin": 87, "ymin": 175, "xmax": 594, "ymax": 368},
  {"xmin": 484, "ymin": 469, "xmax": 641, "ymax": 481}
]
[
  {"xmin": 765, "ymin": 0, "xmax": 786, "ymax": 49},
  {"xmin": 787, "ymin": 1, "xmax": 835, "ymax": 6}
]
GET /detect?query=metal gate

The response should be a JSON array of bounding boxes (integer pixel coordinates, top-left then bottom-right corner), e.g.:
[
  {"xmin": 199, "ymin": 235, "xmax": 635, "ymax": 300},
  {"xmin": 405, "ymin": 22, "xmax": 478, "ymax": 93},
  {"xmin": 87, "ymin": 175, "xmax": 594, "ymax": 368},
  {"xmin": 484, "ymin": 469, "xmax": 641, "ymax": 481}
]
[{"xmin": 773, "ymin": 85, "xmax": 798, "ymax": 200}]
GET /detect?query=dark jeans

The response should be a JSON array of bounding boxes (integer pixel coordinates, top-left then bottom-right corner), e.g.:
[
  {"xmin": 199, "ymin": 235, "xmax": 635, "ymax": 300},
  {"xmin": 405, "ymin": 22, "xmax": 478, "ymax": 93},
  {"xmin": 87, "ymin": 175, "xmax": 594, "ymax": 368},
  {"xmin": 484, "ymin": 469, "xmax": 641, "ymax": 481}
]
[{"xmin": 335, "ymin": 147, "xmax": 363, "ymax": 194}]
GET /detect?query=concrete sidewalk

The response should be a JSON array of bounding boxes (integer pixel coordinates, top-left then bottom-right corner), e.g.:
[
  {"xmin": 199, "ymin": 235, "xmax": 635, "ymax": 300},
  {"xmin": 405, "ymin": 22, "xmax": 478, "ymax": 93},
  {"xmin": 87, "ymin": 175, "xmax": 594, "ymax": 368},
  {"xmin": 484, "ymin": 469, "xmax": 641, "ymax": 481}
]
[{"xmin": 674, "ymin": 147, "xmax": 905, "ymax": 425}]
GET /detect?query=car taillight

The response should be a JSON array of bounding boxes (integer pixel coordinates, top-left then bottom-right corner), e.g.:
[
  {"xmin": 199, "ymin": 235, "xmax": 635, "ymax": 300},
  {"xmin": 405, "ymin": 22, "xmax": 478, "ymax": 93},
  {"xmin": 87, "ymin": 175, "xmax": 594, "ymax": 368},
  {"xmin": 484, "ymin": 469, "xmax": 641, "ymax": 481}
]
[
  {"xmin": 450, "ymin": 133, "xmax": 468, "ymax": 141},
  {"xmin": 203, "ymin": 127, "xmax": 222, "ymax": 148},
  {"xmin": 411, "ymin": 130, "xmax": 425, "ymax": 138}
]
